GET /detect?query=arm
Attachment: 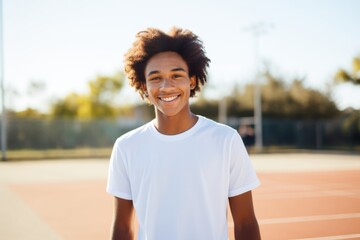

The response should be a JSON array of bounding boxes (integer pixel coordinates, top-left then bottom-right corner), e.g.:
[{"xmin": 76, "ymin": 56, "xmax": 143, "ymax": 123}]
[
  {"xmin": 110, "ymin": 197, "xmax": 135, "ymax": 240},
  {"xmin": 229, "ymin": 191, "xmax": 261, "ymax": 240}
]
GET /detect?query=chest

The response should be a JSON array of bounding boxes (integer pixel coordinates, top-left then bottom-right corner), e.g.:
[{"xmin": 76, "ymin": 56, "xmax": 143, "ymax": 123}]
[{"xmin": 125, "ymin": 140, "xmax": 229, "ymax": 189}]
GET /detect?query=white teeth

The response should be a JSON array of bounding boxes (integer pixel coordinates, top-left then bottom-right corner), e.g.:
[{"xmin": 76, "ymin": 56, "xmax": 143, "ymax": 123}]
[{"xmin": 161, "ymin": 95, "xmax": 178, "ymax": 102}]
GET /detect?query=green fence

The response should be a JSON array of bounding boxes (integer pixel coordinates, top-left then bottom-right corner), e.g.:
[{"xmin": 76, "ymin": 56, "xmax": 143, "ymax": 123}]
[
  {"xmin": 2, "ymin": 116, "xmax": 360, "ymax": 151},
  {"xmin": 6, "ymin": 117, "xmax": 139, "ymax": 150},
  {"xmin": 262, "ymin": 119, "xmax": 357, "ymax": 150}
]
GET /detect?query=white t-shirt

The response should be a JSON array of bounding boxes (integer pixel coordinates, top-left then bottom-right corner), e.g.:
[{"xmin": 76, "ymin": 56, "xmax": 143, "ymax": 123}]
[{"xmin": 107, "ymin": 115, "xmax": 260, "ymax": 240}]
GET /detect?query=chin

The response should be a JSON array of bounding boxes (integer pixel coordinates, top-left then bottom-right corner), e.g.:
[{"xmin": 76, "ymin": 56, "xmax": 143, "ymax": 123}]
[
  {"xmin": 154, "ymin": 107, "xmax": 180, "ymax": 117},
  {"xmin": 158, "ymin": 111, "xmax": 179, "ymax": 118}
]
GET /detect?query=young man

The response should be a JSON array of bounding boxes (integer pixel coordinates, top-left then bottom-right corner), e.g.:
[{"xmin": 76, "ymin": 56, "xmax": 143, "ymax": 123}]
[{"xmin": 107, "ymin": 27, "xmax": 261, "ymax": 240}]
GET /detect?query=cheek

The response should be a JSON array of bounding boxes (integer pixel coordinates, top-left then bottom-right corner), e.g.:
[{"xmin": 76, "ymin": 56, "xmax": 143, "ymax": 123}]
[
  {"xmin": 146, "ymin": 83, "xmax": 155, "ymax": 94},
  {"xmin": 146, "ymin": 86, "xmax": 158, "ymax": 102}
]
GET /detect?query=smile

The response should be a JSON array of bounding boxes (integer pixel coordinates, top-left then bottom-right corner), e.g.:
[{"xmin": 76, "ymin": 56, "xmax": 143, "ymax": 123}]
[{"xmin": 159, "ymin": 95, "xmax": 180, "ymax": 102}]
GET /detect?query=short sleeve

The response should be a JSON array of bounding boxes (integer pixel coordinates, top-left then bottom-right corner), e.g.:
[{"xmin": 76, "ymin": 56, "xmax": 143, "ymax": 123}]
[
  {"xmin": 228, "ymin": 132, "xmax": 260, "ymax": 197},
  {"xmin": 106, "ymin": 139, "xmax": 132, "ymax": 200}
]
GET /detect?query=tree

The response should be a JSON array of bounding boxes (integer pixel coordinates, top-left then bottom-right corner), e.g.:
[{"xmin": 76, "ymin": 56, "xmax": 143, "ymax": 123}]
[
  {"xmin": 15, "ymin": 108, "xmax": 45, "ymax": 118},
  {"xmin": 219, "ymin": 70, "xmax": 339, "ymax": 119},
  {"xmin": 287, "ymin": 79, "xmax": 338, "ymax": 118},
  {"xmin": 335, "ymin": 55, "xmax": 360, "ymax": 85},
  {"xmin": 51, "ymin": 71, "xmax": 125, "ymax": 119}
]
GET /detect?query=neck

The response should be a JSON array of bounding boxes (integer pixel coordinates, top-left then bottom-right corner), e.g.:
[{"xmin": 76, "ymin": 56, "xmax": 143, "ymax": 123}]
[{"xmin": 154, "ymin": 110, "xmax": 198, "ymax": 135}]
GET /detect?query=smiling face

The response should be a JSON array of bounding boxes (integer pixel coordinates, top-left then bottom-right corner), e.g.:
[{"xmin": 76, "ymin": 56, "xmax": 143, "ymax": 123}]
[{"xmin": 144, "ymin": 51, "xmax": 196, "ymax": 118}]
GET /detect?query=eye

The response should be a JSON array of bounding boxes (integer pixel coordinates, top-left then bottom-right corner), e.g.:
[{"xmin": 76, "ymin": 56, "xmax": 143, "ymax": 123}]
[
  {"xmin": 173, "ymin": 74, "xmax": 183, "ymax": 79},
  {"xmin": 149, "ymin": 76, "xmax": 161, "ymax": 82}
]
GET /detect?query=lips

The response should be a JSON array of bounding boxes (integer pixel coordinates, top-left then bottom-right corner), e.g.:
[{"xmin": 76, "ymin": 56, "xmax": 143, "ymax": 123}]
[{"xmin": 159, "ymin": 95, "xmax": 180, "ymax": 102}]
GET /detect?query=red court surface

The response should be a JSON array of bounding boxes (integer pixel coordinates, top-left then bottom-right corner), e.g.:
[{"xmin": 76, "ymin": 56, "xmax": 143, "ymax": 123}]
[
  {"xmin": 251, "ymin": 170, "xmax": 360, "ymax": 240},
  {"xmin": 4, "ymin": 168, "xmax": 360, "ymax": 239}
]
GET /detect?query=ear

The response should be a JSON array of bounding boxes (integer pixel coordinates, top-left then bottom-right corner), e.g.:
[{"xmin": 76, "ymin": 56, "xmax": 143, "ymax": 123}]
[
  {"xmin": 190, "ymin": 76, "xmax": 196, "ymax": 90},
  {"xmin": 141, "ymin": 83, "xmax": 148, "ymax": 98}
]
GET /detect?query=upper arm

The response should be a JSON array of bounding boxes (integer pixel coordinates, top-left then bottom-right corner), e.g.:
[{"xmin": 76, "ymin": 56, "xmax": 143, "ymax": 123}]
[
  {"xmin": 111, "ymin": 197, "xmax": 135, "ymax": 240},
  {"xmin": 229, "ymin": 191, "xmax": 256, "ymax": 224},
  {"xmin": 229, "ymin": 191, "xmax": 261, "ymax": 239}
]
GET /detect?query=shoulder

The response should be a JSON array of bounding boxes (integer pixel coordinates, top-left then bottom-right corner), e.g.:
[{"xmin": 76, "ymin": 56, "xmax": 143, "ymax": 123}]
[
  {"xmin": 198, "ymin": 115, "xmax": 238, "ymax": 138},
  {"xmin": 114, "ymin": 121, "xmax": 152, "ymax": 147}
]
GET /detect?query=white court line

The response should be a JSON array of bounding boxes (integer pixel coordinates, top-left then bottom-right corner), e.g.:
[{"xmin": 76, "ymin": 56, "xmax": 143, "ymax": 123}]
[
  {"xmin": 259, "ymin": 213, "xmax": 360, "ymax": 225},
  {"xmin": 293, "ymin": 233, "xmax": 360, "ymax": 240},
  {"xmin": 256, "ymin": 189, "xmax": 360, "ymax": 200}
]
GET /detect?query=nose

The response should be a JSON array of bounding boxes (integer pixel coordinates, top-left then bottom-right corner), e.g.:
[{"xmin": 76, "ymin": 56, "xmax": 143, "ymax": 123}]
[{"xmin": 160, "ymin": 77, "xmax": 173, "ymax": 89}]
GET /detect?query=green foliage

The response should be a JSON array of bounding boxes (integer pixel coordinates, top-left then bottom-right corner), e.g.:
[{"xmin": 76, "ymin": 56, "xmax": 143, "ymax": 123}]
[
  {"xmin": 51, "ymin": 93, "xmax": 80, "ymax": 118},
  {"xmin": 192, "ymin": 70, "xmax": 339, "ymax": 119},
  {"xmin": 262, "ymin": 73, "xmax": 338, "ymax": 118},
  {"xmin": 88, "ymin": 72, "xmax": 124, "ymax": 103},
  {"xmin": 14, "ymin": 108, "xmax": 46, "ymax": 118},
  {"xmin": 51, "ymin": 72, "xmax": 125, "ymax": 119},
  {"xmin": 335, "ymin": 56, "xmax": 360, "ymax": 85},
  {"xmin": 286, "ymin": 79, "xmax": 338, "ymax": 118}
]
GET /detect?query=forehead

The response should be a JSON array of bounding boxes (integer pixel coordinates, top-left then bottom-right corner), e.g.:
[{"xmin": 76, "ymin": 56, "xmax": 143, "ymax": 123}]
[{"xmin": 145, "ymin": 51, "xmax": 188, "ymax": 75}]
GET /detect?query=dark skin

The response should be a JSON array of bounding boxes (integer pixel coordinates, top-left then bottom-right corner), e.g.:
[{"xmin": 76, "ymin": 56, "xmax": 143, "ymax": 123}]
[
  {"xmin": 110, "ymin": 51, "xmax": 261, "ymax": 239},
  {"xmin": 111, "ymin": 197, "xmax": 135, "ymax": 240},
  {"xmin": 229, "ymin": 191, "xmax": 261, "ymax": 240},
  {"xmin": 144, "ymin": 52, "xmax": 198, "ymax": 135}
]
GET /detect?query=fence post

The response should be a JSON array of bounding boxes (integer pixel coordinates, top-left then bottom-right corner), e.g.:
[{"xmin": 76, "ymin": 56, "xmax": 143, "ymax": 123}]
[{"xmin": 316, "ymin": 121, "xmax": 322, "ymax": 150}]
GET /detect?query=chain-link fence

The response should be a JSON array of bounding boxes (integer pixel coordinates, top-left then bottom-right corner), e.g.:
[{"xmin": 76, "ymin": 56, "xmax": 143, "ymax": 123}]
[
  {"xmin": 5, "ymin": 117, "xmax": 141, "ymax": 150},
  {"xmin": 2, "ymin": 116, "xmax": 359, "ymax": 151},
  {"xmin": 230, "ymin": 117, "xmax": 358, "ymax": 151}
]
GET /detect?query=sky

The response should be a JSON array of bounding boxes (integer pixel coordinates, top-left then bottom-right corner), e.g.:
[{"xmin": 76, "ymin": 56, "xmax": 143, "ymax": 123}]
[{"xmin": 3, "ymin": 0, "xmax": 360, "ymax": 112}]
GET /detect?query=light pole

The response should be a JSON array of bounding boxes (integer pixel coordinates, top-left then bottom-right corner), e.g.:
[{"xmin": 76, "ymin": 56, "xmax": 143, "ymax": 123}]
[
  {"xmin": 0, "ymin": 0, "xmax": 6, "ymax": 161},
  {"xmin": 253, "ymin": 32, "xmax": 263, "ymax": 153},
  {"xmin": 245, "ymin": 22, "xmax": 273, "ymax": 153}
]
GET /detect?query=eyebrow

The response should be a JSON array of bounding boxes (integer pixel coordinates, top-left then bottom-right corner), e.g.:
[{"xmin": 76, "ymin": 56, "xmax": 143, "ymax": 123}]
[
  {"xmin": 171, "ymin": 67, "xmax": 186, "ymax": 73},
  {"xmin": 146, "ymin": 67, "xmax": 187, "ymax": 77}
]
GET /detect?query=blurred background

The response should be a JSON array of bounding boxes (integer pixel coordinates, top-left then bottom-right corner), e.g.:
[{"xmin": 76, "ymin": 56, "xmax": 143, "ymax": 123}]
[
  {"xmin": 1, "ymin": 1, "xmax": 360, "ymax": 239},
  {"xmin": 1, "ymin": 0, "xmax": 360, "ymax": 160}
]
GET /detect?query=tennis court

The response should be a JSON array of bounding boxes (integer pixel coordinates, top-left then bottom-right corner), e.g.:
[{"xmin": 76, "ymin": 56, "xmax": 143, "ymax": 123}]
[{"xmin": 0, "ymin": 153, "xmax": 359, "ymax": 239}]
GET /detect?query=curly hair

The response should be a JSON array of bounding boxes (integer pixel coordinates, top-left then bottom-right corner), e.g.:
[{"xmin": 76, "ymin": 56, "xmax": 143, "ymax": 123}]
[{"xmin": 124, "ymin": 27, "xmax": 211, "ymax": 99}]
